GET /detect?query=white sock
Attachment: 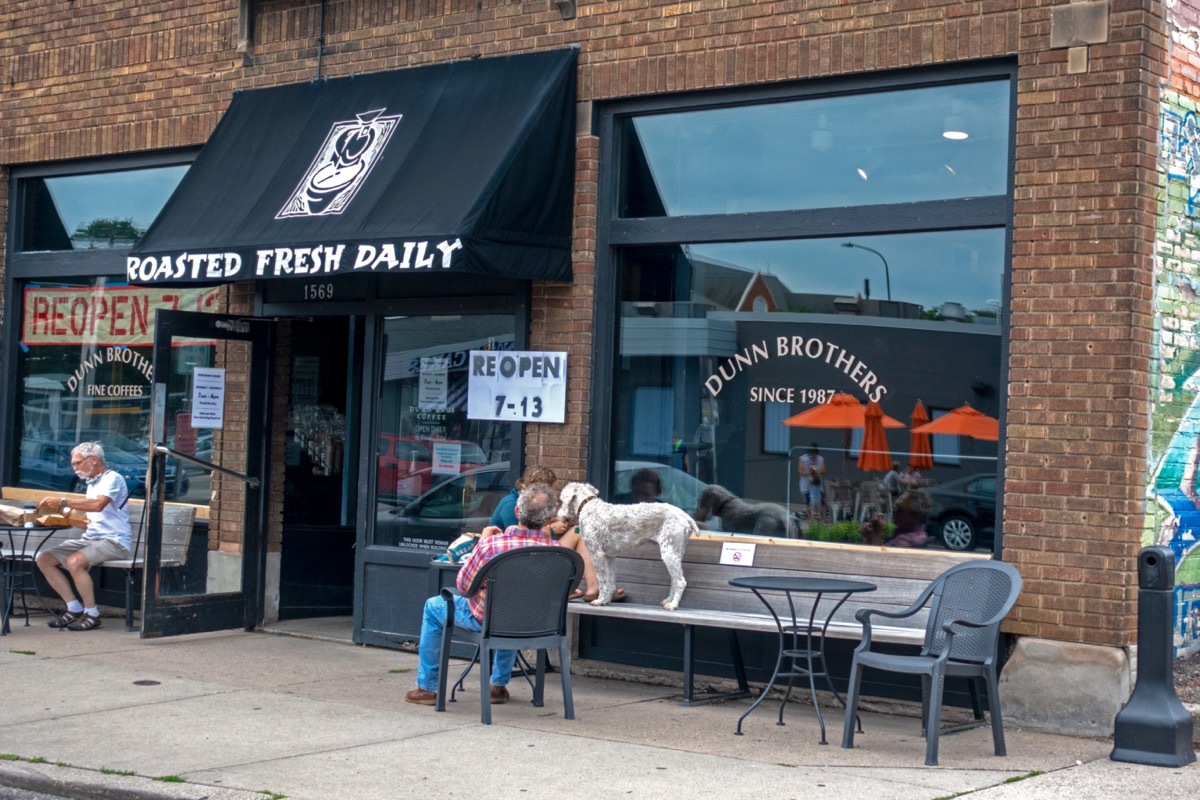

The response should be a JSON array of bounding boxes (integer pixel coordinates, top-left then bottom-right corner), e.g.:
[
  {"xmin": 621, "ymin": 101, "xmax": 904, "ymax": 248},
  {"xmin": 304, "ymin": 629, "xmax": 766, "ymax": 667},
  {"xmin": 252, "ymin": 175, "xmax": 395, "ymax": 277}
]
[
  {"xmin": 83, "ymin": 607, "xmax": 99, "ymax": 617},
  {"xmin": 66, "ymin": 601, "xmax": 83, "ymax": 613}
]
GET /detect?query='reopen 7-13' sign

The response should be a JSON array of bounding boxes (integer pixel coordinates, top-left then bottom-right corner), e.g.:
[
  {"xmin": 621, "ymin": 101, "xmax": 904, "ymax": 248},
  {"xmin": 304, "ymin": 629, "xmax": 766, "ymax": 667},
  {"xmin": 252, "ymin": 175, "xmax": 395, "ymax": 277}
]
[{"xmin": 466, "ymin": 350, "xmax": 567, "ymax": 424}]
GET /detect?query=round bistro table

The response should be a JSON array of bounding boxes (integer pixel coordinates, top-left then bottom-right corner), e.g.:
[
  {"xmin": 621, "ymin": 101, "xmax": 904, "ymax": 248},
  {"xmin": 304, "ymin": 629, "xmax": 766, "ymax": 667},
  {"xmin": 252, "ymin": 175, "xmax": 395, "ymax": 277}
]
[{"xmin": 729, "ymin": 575, "xmax": 877, "ymax": 743}]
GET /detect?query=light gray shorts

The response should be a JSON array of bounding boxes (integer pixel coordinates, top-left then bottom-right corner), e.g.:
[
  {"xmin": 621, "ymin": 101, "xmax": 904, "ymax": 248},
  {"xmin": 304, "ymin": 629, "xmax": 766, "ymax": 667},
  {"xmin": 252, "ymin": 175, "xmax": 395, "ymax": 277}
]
[{"xmin": 45, "ymin": 537, "xmax": 130, "ymax": 567}]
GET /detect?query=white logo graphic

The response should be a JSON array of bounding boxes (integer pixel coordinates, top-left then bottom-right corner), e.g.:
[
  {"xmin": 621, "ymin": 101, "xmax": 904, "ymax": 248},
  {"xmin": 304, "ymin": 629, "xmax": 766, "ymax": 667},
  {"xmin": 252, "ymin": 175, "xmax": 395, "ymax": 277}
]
[{"xmin": 278, "ymin": 108, "xmax": 402, "ymax": 219}]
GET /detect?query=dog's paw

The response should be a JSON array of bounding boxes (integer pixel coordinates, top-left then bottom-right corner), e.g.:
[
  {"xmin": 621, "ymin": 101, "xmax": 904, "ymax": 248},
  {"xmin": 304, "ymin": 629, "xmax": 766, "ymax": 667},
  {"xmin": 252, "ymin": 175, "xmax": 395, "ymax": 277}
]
[
  {"xmin": 660, "ymin": 599, "xmax": 679, "ymax": 611},
  {"xmin": 590, "ymin": 597, "xmax": 609, "ymax": 606}
]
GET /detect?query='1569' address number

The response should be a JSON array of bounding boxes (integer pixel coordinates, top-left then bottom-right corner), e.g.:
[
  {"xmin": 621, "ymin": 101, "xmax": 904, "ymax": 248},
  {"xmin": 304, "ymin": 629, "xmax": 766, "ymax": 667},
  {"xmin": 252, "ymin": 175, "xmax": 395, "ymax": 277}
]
[{"xmin": 302, "ymin": 283, "xmax": 334, "ymax": 301}]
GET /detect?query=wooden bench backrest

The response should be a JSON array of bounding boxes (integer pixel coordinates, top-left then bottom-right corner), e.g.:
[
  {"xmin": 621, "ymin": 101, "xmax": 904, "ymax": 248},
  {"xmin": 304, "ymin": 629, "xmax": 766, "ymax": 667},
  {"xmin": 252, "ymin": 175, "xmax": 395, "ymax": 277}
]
[
  {"xmin": 606, "ymin": 535, "xmax": 987, "ymax": 634},
  {"xmin": 1, "ymin": 487, "xmax": 197, "ymax": 568}
]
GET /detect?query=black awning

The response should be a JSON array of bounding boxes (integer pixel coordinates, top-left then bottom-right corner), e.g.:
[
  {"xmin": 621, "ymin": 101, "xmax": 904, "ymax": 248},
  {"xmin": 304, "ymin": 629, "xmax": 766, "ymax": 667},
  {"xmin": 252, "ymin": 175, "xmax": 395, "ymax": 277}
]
[{"xmin": 129, "ymin": 49, "xmax": 577, "ymax": 284}]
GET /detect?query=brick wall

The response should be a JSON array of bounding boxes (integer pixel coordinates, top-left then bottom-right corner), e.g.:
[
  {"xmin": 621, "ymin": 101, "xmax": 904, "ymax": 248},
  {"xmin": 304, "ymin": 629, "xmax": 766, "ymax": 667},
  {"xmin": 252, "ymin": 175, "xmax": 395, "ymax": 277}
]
[
  {"xmin": 0, "ymin": 0, "xmax": 1170, "ymax": 647},
  {"xmin": 1005, "ymin": 3, "xmax": 1166, "ymax": 647}
]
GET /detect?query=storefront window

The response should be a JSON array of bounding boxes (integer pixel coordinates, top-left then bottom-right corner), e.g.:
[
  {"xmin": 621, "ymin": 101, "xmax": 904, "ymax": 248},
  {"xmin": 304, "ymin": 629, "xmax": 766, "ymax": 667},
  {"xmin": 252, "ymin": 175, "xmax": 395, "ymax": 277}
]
[
  {"xmin": 14, "ymin": 278, "xmax": 221, "ymax": 504},
  {"xmin": 19, "ymin": 165, "xmax": 188, "ymax": 252},
  {"xmin": 372, "ymin": 314, "xmax": 516, "ymax": 551},
  {"xmin": 604, "ymin": 72, "xmax": 1011, "ymax": 553},
  {"xmin": 620, "ymin": 80, "xmax": 1008, "ymax": 217}
]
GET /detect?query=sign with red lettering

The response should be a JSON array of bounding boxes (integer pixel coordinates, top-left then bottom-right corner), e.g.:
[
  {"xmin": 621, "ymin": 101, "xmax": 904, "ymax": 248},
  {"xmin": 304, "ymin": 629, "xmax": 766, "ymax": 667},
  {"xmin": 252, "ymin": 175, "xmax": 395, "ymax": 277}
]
[{"xmin": 22, "ymin": 286, "xmax": 222, "ymax": 347}]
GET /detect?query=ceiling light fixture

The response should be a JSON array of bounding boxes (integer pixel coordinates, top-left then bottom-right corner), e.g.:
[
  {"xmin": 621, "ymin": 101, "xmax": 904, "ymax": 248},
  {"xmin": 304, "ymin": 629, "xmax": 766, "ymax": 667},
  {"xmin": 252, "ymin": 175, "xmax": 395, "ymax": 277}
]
[{"xmin": 942, "ymin": 113, "xmax": 969, "ymax": 140}]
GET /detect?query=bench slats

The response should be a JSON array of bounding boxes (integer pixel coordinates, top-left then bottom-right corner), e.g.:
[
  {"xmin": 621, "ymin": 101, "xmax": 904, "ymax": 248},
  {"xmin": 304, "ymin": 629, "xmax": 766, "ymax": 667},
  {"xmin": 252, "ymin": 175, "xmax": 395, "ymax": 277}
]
[{"xmin": 566, "ymin": 533, "xmax": 980, "ymax": 697}]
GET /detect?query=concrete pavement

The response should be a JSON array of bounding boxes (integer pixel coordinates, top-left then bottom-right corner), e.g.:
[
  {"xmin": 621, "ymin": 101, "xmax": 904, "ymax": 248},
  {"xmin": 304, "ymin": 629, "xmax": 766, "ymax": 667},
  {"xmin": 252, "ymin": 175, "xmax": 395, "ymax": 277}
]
[{"xmin": 0, "ymin": 616, "xmax": 1195, "ymax": 800}]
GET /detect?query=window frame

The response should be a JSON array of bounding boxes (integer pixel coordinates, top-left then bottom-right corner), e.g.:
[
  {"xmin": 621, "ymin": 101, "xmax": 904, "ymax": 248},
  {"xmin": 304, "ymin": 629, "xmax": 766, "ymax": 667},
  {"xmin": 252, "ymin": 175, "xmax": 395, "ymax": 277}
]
[
  {"xmin": 3, "ymin": 150, "xmax": 199, "ymax": 491},
  {"xmin": 589, "ymin": 60, "xmax": 1016, "ymax": 555}
]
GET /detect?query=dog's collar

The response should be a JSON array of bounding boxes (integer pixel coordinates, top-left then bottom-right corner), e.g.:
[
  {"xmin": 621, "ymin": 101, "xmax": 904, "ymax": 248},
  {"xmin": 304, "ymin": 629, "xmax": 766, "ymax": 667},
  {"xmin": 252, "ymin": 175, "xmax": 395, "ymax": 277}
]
[{"xmin": 577, "ymin": 496, "xmax": 597, "ymax": 517}]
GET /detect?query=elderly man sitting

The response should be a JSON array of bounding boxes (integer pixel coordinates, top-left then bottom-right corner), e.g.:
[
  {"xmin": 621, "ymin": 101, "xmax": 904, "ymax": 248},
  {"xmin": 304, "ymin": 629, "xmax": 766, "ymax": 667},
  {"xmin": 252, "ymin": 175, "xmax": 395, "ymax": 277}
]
[{"xmin": 405, "ymin": 482, "xmax": 560, "ymax": 706}]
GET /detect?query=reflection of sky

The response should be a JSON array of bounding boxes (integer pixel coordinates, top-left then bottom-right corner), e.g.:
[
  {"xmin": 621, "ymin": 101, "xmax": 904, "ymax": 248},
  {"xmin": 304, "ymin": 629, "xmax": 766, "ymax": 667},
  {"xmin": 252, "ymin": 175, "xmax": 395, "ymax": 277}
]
[
  {"xmin": 688, "ymin": 229, "xmax": 1005, "ymax": 313},
  {"xmin": 631, "ymin": 81, "xmax": 1009, "ymax": 215},
  {"xmin": 45, "ymin": 165, "xmax": 189, "ymax": 233}
]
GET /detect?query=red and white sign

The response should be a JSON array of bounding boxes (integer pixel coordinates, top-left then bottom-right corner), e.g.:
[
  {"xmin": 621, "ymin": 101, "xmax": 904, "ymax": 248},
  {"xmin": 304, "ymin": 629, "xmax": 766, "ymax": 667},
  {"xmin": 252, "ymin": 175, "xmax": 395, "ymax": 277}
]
[{"xmin": 23, "ymin": 286, "xmax": 222, "ymax": 347}]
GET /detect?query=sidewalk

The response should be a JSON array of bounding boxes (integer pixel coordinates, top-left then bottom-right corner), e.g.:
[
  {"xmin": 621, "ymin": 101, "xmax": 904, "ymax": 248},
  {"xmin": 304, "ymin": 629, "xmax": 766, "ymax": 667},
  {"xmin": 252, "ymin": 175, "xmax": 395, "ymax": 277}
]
[{"xmin": 0, "ymin": 617, "xmax": 1195, "ymax": 800}]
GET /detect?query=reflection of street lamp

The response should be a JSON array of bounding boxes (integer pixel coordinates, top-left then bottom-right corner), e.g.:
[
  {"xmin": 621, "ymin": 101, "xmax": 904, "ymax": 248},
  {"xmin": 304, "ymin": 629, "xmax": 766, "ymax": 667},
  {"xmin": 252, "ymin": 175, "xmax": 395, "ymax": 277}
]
[{"xmin": 841, "ymin": 242, "xmax": 891, "ymax": 301}]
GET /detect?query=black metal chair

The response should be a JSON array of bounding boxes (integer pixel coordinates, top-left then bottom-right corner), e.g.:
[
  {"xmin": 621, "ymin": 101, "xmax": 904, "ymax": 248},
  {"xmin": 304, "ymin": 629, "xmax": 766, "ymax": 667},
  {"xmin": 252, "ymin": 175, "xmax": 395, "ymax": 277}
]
[
  {"xmin": 435, "ymin": 545, "xmax": 584, "ymax": 724},
  {"xmin": 841, "ymin": 560, "xmax": 1023, "ymax": 765}
]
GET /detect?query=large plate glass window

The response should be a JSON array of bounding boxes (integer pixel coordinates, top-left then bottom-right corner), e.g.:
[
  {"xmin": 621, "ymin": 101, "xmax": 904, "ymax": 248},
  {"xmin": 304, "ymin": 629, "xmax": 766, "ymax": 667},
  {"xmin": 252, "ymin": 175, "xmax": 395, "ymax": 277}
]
[
  {"xmin": 603, "ymin": 71, "xmax": 1012, "ymax": 553},
  {"xmin": 372, "ymin": 314, "xmax": 517, "ymax": 552},
  {"xmin": 14, "ymin": 277, "xmax": 220, "ymax": 505}
]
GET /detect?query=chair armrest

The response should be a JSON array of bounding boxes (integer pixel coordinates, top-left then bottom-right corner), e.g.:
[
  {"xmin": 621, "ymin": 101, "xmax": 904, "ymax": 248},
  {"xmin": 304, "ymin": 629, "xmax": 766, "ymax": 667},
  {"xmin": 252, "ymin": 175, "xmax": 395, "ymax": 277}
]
[
  {"xmin": 440, "ymin": 588, "xmax": 459, "ymax": 632},
  {"xmin": 854, "ymin": 590, "xmax": 934, "ymax": 652}
]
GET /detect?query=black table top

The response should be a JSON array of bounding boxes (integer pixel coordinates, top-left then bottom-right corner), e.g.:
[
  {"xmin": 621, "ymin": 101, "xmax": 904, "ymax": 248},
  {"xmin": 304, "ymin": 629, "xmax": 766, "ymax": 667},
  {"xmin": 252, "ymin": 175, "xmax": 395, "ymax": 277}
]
[{"xmin": 729, "ymin": 576, "xmax": 877, "ymax": 594}]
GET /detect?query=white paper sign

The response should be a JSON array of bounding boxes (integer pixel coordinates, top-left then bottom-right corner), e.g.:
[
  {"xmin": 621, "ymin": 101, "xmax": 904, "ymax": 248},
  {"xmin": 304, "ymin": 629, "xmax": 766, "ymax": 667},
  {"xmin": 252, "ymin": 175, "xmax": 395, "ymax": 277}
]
[
  {"xmin": 467, "ymin": 350, "xmax": 567, "ymax": 423},
  {"xmin": 431, "ymin": 441, "xmax": 462, "ymax": 476},
  {"xmin": 418, "ymin": 356, "xmax": 449, "ymax": 408},
  {"xmin": 719, "ymin": 541, "xmax": 756, "ymax": 567},
  {"xmin": 191, "ymin": 367, "xmax": 226, "ymax": 429}
]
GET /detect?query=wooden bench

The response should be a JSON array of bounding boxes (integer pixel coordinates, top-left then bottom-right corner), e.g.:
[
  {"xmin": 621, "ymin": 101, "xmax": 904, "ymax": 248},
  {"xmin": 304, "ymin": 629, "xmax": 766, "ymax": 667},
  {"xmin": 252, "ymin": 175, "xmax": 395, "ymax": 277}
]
[
  {"xmin": 567, "ymin": 533, "xmax": 989, "ymax": 705},
  {"xmin": 1, "ymin": 487, "xmax": 202, "ymax": 630}
]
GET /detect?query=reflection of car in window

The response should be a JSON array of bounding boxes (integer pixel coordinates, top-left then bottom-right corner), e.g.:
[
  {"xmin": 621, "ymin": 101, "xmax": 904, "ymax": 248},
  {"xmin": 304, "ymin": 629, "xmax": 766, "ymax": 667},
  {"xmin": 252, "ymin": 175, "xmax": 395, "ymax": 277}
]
[
  {"xmin": 375, "ymin": 434, "xmax": 489, "ymax": 501},
  {"xmin": 611, "ymin": 460, "xmax": 709, "ymax": 513},
  {"xmin": 18, "ymin": 433, "xmax": 190, "ymax": 500},
  {"xmin": 926, "ymin": 473, "xmax": 997, "ymax": 552},
  {"xmin": 374, "ymin": 459, "xmax": 714, "ymax": 549},
  {"xmin": 375, "ymin": 462, "xmax": 516, "ymax": 547}
]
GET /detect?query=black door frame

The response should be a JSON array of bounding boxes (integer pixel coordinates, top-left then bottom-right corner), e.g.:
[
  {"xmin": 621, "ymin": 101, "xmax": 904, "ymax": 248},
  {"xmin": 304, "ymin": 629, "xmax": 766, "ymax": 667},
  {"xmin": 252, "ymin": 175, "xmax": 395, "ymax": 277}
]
[{"xmin": 141, "ymin": 310, "xmax": 273, "ymax": 638}]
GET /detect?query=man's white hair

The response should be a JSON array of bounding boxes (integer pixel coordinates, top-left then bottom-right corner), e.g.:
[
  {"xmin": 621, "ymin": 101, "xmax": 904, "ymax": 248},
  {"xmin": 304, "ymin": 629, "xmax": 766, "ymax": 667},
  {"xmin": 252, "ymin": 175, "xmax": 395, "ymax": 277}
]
[{"xmin": 72, "ymin": 441, "xmax": 107, "ymax": 465}]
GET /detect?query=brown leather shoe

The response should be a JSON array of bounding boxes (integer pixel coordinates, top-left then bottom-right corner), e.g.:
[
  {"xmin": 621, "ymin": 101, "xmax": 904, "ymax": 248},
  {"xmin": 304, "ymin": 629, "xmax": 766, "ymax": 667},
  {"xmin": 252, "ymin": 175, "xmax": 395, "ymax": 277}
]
[
  {"xmin": 489, "ymin": 684, "xmax": 510, "ymax": 704},
  {"xmin": 404, "ymin": 688, "xmax": 437, "ymax": 706}
]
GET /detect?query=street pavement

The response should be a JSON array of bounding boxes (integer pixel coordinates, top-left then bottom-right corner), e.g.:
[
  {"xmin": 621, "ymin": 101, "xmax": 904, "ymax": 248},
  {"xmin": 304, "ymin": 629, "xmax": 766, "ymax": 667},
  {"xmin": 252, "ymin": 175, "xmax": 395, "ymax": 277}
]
[{"xmin": 0, "ymin": 616, "xmax": 1196, "ymax": 800}]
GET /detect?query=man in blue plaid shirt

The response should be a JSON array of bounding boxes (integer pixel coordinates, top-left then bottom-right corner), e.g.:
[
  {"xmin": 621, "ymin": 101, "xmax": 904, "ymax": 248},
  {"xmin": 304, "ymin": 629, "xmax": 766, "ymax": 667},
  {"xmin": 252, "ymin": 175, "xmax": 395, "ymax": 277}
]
[{"xmin": 405, "ymin": 482, "xmax": 560, "ymax": 706}]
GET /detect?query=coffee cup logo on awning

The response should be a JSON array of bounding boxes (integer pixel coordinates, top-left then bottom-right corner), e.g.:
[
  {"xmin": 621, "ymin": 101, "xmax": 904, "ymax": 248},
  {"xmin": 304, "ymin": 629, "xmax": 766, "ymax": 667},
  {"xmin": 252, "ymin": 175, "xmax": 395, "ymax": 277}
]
[{"xmin": 277, "ymin": 108, "xmax": 402, "ymax": 219}]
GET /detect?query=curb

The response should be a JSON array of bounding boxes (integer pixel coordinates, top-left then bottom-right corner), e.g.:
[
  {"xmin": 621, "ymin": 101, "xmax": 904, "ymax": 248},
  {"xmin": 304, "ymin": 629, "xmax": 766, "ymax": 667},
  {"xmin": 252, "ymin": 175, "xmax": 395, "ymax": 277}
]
[{"xmin": 0, "ymin": 762, "xmax": 265, "ymax": 800}]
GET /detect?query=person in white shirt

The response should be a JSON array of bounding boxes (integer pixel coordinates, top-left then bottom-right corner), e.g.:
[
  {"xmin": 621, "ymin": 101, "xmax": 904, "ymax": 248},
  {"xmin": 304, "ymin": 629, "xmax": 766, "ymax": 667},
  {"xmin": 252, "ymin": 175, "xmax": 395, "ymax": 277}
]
[
  {"xmin": 35, "ymin": 441, "xmax": 131, "ymax": 631},
  {"xmin": 798, "ymin": 443, "xmax": 826, "ymax": 520}
]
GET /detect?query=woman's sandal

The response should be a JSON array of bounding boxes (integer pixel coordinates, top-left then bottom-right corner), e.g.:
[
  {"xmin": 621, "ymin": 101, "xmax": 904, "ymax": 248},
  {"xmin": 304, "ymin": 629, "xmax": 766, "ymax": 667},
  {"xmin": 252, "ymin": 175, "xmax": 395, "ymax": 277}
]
[
  {"xmin": 66, "ymin": 614, "xmax": 102, "ymax": 631},
  {"xmin": 47, "ymin": 609, "xmax": 83, "ymax": 629}
]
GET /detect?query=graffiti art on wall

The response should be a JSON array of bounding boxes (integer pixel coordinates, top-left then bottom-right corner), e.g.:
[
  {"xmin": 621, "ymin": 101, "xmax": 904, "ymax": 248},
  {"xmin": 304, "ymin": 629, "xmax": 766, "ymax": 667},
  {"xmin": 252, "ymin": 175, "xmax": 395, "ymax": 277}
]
[{"xmin": 1153, "ymin": 74, "xmax": 1200, "ymax": 656}]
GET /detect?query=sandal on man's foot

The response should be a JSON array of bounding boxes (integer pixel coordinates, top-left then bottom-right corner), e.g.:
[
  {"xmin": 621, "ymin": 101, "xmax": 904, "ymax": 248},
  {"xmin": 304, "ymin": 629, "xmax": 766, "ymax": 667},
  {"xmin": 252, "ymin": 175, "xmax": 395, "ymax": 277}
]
[
  {"xmin": 47, "ymin": 610, "xmax": 83, "ymax": 629},
  {"xmin": 66, "ymin": 614, "xmax": 102, "ymax": 631}
]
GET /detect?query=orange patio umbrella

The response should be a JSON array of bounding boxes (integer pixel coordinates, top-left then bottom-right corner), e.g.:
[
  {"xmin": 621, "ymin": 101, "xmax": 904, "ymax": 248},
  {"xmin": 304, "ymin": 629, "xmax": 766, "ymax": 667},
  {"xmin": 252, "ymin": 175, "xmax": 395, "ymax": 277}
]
[
  {"xmin": 909, "ymin": 400, "xmax": 934, "ymax": 469},
  {"xmin": 856, "ymin": 400, "xmax": 893, "ymax": 472},
  {"xmin": 911, "ymin": 403, "xmax": 1000, "ymax": 441},
  {"xmin": 782, "ymin": 393, "xmax": 905, "ymax": 430}
]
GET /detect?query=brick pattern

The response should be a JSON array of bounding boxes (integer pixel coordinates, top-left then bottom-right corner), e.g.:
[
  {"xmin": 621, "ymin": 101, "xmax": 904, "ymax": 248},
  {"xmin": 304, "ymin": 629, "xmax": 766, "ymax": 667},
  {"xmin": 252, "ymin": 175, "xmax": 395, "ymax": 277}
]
[
  {"xmin": 0, "ymin": 0, "xmax": 1171, "ymax": 647},
  {"xmin": 1005, "ymin": 3, "xmax": 1166, "ymax": 646}
]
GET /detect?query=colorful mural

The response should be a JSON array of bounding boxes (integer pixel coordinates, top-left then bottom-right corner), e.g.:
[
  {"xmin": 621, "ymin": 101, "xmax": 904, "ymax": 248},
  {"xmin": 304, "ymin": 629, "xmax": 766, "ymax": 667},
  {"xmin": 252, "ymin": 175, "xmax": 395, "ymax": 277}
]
[{"xmin": 1152, "ymin": 14, "xmax": 1200, "ymax": 657}]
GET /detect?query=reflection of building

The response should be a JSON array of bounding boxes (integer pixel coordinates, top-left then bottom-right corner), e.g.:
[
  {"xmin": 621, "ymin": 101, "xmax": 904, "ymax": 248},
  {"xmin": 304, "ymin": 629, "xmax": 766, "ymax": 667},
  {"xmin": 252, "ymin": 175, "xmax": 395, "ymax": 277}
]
[{"xmin": 1, "ymin": 1, "xmax": 1193, "ymax": 737}]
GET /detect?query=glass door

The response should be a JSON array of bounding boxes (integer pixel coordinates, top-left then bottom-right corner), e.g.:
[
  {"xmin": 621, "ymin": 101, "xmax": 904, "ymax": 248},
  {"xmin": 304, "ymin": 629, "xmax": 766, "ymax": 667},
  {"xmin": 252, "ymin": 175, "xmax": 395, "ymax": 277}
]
[{"xmin": 142, "ymin": 310, "xmax": 272, "ymax": 638}]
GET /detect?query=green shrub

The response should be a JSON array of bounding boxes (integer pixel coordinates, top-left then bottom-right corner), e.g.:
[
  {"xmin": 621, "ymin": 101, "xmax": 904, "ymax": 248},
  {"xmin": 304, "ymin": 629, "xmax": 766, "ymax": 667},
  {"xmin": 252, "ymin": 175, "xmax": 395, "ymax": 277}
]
[{"xmin": 804, "ymin": 520, "xmax": 864, "ymax": 544}]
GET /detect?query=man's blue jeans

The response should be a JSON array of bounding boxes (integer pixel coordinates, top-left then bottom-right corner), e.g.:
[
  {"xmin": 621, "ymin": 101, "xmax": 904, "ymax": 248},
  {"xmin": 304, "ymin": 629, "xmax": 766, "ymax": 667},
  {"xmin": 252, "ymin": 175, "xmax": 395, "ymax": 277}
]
[{"xmin": 416, "ymin": 593, "xmax": 517, "ymax": 692}]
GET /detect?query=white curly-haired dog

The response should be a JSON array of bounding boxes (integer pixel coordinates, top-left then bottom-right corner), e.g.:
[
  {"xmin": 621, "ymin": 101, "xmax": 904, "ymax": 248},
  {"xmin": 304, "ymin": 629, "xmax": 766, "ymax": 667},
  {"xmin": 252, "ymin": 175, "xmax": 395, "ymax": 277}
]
[
  {"xmin": 693, "ymin": 484, "xmax": 795, "ymax": 538},
  {"xmin": 557, "ymin": 482, "xmax": 698, "ymax": 610}
]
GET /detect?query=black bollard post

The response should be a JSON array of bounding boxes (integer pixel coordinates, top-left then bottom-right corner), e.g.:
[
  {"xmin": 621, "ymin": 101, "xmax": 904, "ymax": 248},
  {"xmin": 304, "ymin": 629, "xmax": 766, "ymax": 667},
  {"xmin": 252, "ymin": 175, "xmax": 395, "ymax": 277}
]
[{"xmin": 1111, "ymin": 546, "xmax": 1196, "ymax": 767}]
